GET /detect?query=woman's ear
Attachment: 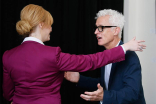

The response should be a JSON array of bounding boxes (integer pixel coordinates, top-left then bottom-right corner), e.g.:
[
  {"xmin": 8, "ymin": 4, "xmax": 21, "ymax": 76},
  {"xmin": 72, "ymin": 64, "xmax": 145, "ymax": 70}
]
[{"xmin": 39, "ymin": 22, "xmax": 44, "ymax": 28}]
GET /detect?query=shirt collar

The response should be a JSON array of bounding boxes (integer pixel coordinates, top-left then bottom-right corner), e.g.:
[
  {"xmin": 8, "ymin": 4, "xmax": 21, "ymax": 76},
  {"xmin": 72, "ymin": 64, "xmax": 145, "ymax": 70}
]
[
  {"xmin": 22, "ymin": 37, "xmax": 44, "ymax": 45},
  {"xmin": 115, "ymin": 40, "xmax": 120, "ymax": 47}
]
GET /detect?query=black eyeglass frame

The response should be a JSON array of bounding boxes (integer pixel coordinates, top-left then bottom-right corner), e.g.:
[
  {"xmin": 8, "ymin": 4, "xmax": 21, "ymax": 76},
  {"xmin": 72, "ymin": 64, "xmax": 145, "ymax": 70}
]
[{"xmin": 95, "ymin": 26, "xmax": 117, "ymax": 32}]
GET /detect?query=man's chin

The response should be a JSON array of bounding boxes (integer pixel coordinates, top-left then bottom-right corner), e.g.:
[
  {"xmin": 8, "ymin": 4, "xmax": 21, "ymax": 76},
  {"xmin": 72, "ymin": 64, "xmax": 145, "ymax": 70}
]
[{"xmin": 98, "ymin": 43, "xmax": 104, "ymax": 46}]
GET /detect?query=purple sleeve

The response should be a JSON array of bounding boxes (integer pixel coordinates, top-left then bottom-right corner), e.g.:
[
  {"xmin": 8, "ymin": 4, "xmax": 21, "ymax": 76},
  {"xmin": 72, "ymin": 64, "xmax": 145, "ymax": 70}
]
[{"xmin": 56, "ymin": 46, "xmax": 125, "ymax": 72}]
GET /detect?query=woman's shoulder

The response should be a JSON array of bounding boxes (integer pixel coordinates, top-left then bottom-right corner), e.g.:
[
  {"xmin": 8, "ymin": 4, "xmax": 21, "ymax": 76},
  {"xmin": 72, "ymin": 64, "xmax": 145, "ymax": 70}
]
[{"xmin": 44, "ymin": 45, "xmax": 62, "ymax": 52}]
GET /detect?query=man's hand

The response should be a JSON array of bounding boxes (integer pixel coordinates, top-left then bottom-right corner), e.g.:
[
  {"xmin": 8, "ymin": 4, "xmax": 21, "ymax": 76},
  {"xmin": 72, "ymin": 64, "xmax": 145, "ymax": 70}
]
[
  {"xmin": 123, "ymin": 37, "xmax": 146, "ymax": 52},
  {"xmin": 64, "ymin": 71, "xmax": 80, "ymax": 83},
  {"xmin": 80, "ymin": 83, "xmax": 104, "ymax": 101}
]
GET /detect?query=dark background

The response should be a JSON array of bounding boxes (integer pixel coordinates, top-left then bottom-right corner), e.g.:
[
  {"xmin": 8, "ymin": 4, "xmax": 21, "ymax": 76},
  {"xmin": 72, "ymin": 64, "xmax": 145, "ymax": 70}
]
[{"xmin": 0, "ymin": 0, "xmax": 123, "ymax": 104}]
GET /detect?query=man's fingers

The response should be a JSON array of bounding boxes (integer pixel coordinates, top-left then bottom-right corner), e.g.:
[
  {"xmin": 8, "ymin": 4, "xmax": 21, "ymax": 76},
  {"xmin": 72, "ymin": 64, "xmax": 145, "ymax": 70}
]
[
  {"xmin": 97, "ymin": 83, "xmax": 102, "ymax": 90},
  {"xmin": 84, "ymin": 83, "xmax": 103, "ymax": 96},
  {"xmin": 84, "ymin": 91, "xmax": 97, "ymax": 96},
  {"xmin": 81, "ymin": 93, "xmax": 99, "ymax": 101},
  {"xmin": 81, "ymin": 86, "xmax": 104, "ymax": 102},
  {"xmin": 84, "ymin": 90, "xmax": 100, "ymax": 96},
  {"xmin": 80, "ymin": 96, "xmax": 88, "ymax": 101},
  {"xmin": 80, "ymin": 94, "xmax": 91, "ymax": 101}
]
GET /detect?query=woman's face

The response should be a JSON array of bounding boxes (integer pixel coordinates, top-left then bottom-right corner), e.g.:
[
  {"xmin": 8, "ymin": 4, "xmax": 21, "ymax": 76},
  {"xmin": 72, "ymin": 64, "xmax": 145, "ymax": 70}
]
[{"xmin": 41, "ymin": 25, "xmax": 52, "ymax": 42}]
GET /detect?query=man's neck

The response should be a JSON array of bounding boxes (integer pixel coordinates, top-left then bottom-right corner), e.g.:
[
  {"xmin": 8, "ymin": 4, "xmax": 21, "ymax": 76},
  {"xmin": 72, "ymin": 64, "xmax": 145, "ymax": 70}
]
[{"xmin": 104, "ymin": 38, "xmax": 121, "ymax": 50}]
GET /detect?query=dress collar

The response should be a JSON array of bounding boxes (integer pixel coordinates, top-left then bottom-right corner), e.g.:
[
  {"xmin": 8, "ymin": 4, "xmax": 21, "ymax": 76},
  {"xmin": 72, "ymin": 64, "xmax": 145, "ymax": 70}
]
[{"xmin": 22, "ymin": 37, "xmax": 44, "ymax": 45}]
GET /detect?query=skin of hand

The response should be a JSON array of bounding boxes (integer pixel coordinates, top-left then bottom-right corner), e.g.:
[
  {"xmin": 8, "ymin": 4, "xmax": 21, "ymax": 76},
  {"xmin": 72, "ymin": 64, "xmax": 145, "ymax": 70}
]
[
  {"xmin": 80, "ymin": 83, "xmax": 104, "ymax": 101},
  {"xmin": 64, "ymin": 71, "xmax": 80, "ymax": 83},
  {"xmin": 123, "ymin": 37, "xmax": 146, "ymax": 52}
]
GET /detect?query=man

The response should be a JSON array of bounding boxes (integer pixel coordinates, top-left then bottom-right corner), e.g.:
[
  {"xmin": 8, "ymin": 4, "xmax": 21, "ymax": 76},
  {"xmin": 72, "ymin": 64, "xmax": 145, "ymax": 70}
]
[{"xmin": 64, "ymin": 9, "xmax": 146, "ymax": 104}]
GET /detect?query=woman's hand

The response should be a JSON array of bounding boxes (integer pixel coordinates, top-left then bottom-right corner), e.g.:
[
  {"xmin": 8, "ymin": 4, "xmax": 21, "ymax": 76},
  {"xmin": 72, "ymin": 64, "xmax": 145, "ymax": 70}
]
[{"xmin": 123, "ymin": 37, "xmax": 146, "ymax": 52}]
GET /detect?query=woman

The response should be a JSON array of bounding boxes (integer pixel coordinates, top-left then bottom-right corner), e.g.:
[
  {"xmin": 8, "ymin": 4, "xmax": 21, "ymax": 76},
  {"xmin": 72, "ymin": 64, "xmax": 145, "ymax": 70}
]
[{"xmin": 2, "ymin": 4, "xmax": 145, "ymax": 104}]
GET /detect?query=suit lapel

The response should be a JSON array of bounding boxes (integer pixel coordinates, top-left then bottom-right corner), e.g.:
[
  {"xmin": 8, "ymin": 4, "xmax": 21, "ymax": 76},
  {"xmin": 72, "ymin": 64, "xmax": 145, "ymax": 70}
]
[
  {"xmin": 101, "ymin": 66, "xmax": 105, "ymax": 89},
  {"xmin": 108, "ymin": 63, "xmax": 117, "ymax": 89}
]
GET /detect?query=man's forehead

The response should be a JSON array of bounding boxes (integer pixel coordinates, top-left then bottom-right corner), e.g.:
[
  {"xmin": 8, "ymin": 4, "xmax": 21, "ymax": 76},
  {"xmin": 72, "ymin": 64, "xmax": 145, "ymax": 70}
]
[{"xmin": 96, "ymin": 16, "xmax": 110, "ymax": 26}]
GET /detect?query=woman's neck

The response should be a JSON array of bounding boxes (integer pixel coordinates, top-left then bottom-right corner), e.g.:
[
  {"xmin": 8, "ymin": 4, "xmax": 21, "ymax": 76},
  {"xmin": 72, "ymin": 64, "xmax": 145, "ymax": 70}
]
[{"xmin": 29, "ymin": 32, "xmax": 42, "ymax": 42}]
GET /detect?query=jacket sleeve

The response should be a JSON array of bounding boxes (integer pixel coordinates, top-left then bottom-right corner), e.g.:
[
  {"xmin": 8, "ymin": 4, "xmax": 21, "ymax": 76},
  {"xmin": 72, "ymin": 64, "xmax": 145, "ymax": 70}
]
[
  {"xmin": 2, "ymin": 51, "xmax": 14, "ymax": 101},
  {"xmin": 56, "ymin": 46, "xmax": 125, "ymax": 72},
  {"xmin": 103, "ymin": 52, "xmax": 142, "ymax": 104},
  {"xmin": 77, "ymin": 75, "xmax": 101, "ymax": 91}
]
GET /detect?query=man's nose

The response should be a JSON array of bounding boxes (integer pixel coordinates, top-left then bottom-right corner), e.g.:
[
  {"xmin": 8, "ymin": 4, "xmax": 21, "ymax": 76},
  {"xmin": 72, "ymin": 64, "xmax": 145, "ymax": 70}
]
[{"xmin": 94, "ymin": 28, "xmax": 99, "ymax": 34}]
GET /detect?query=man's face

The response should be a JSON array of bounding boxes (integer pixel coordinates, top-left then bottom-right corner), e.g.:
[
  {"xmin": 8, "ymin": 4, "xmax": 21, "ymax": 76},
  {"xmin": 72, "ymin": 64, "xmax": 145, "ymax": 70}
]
[{"xmin": 95, "ymin": 15, "xmax": 115, "ymax": 47}]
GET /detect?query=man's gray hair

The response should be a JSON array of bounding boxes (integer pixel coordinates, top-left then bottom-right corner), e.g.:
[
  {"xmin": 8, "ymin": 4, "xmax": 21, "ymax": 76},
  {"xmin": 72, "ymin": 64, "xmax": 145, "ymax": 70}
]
[{"xmin": 95, "ymin": 9, "xmax": 125, "ymax": 38}]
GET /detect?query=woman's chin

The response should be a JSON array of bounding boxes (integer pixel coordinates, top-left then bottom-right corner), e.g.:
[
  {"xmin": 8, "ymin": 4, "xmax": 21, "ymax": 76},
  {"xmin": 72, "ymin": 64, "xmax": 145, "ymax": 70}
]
[{"xmin": 43, "ymin": 38, "xmax": 50, "ymax": 42}]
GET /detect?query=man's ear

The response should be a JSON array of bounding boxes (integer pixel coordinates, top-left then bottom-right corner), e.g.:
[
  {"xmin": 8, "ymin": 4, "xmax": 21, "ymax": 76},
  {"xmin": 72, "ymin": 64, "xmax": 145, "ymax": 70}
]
[{"xmin": 113, "ymin": 27, "xmax": 120, "ymax": 36}]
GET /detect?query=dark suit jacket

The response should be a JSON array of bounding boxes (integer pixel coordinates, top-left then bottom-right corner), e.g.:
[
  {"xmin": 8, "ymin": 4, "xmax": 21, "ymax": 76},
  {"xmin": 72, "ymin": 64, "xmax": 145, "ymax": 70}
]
[
  {"xmin": 78, "ymin": 41, "xmax": 146, "ymax": 104},
  {"xmin": 2, "ymin": 41, "xmax": 125, "ymax": 104}
]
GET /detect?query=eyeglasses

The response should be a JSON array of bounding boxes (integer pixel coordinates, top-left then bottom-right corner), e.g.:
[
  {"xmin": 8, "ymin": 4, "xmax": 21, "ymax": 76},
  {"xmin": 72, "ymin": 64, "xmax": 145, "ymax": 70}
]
[{"xmin": 95, "ymin": 26, "xmax": 117, "ymax": 32}]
